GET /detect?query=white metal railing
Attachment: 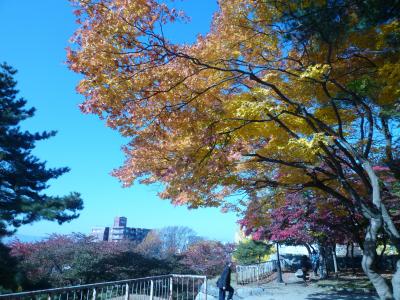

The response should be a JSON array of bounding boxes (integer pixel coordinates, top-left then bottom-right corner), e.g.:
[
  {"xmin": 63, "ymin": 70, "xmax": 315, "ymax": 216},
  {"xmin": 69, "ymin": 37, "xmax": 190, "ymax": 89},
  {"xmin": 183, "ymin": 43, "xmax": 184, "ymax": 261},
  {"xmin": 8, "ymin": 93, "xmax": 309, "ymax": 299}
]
[
  {"xmin": 236, "ymin": 259, "xmax": 288, "ymax": 284},
  {"xmin": 0, "ymin": 274, "xmax": 207, "ymax": 300}
]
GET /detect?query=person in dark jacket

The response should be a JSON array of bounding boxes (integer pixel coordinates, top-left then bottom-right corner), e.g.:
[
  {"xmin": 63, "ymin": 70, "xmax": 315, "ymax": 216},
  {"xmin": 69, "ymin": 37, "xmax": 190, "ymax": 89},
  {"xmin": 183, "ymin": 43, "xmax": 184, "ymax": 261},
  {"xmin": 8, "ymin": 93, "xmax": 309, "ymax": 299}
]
[
  {"xmin": 300, "ymin": 255, "xmax": 312, "ymax": 285},
  {"xmin": 217, "ymin": 262, "xmax": 234, "ymax": 300}
]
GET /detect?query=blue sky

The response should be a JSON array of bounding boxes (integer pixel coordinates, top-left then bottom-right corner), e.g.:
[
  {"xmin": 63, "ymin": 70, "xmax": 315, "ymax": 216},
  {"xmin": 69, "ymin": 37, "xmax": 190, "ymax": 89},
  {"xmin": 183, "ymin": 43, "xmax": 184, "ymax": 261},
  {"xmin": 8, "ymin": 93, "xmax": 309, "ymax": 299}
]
[{"xmin": 0, "ymin": 0, "xmax": 239, "ymax": 242}]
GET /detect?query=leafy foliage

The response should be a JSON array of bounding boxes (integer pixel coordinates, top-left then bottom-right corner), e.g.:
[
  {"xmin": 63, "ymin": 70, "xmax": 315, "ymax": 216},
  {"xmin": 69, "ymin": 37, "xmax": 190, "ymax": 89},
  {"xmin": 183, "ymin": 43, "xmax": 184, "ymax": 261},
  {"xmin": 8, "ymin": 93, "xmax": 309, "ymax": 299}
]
[
  {"xmin": 66, "ymin": 0, "xmax": 400, "ymax": 219},
  {"xmin": 68, "ymin": 0, "xmax": 400, "ymax": 297},
  {"xmin": 233, "ymin": 240, "xmax": 272, "ymax": 265},
  {"xmin": 182, "ymin": 240, "xmax": 234, "ymax": 276},
  {"xmin": 135, "ymin": 230, "xmax": 163, "ymax": 259},
  {"xmin": 9, "ymin": 234, "xmax": 174, "ymax": 289},
  {"xmin": 239, "ymin": 190, "xmax": 367, "ymax": 247},
  {"xmin": 0, "ymin": 243, "xmax": 17, "ymax": 291},
  {"xmin": 0, "ymin": 63, "xmax": 83, "ymax": 237}
]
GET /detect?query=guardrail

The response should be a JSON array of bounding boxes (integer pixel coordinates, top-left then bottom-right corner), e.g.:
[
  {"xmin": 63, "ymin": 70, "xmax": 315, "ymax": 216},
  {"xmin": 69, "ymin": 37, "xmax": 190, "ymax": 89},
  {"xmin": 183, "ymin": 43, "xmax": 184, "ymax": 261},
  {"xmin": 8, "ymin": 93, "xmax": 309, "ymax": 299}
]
[
  {"xmin": 236, "ymin": 259, "xmax": 288, "ymax": 284},
  {"xmin": 0, "ymin": 274, "xmax": 207, "ymax": 300}
]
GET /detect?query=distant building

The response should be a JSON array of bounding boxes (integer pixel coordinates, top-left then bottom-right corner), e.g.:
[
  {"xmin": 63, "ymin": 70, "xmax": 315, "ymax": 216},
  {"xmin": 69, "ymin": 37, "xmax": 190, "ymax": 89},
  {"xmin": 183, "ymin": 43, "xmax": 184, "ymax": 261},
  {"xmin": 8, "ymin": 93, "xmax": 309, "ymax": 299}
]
[
  {"xmin": 91, "ymin": 216, "xmax": 150, "ymax": 243},
  {"xmin": 91, "ymin": 227, "xmax": 110, "ymax": 241},
  {"xmin": 113, "ymin": 216, "xmax": 127, "ymax": 227},
  {"xmin": 109, "ymin": 226, "xmax": 150, "ymax": 242}
]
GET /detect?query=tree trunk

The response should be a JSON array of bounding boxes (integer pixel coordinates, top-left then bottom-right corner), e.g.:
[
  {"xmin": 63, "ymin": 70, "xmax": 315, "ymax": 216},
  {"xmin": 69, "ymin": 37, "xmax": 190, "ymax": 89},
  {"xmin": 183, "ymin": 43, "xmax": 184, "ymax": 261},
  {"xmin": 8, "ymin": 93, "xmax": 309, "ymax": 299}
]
[
  {"xmin": 304, "ymin": 243, "xmax": 312, "ymax": 256},
  {"xmin": 362, "ymin": 218, "xmax": 393, "ymax": 299},
  {"xmin": 332, "ymin": 244, "xmax": 338, "ymax": 278},
  {"xmin": 276, "ymin": 242, "xmax": 283, "ymax": 283},
  {"xmin": 319, "ymin": 245, "xmax": 328, "ymax": 279},
  {"xmin": 350, "ymin": 243, "xmax": 358, "ymax": 274},
  {"xmin": 362, "ymin": 162, "xmax": 394, "ymax": 299}
]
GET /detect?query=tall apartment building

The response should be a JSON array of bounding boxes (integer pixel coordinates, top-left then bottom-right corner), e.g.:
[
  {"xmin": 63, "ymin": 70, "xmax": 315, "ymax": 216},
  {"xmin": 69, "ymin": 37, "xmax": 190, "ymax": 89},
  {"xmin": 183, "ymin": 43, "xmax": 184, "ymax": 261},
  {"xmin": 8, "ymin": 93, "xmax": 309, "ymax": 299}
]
[
  {"xmin": 113, "ymin": 216, "xmax": 127, "ymax": 227},
  {"xmin": 91, "ymin": 227, "xmax": 110, "ymax": 241},
  {"xmin": 91, "ymin": 216, "xmax": 150, "ymax": 243}
]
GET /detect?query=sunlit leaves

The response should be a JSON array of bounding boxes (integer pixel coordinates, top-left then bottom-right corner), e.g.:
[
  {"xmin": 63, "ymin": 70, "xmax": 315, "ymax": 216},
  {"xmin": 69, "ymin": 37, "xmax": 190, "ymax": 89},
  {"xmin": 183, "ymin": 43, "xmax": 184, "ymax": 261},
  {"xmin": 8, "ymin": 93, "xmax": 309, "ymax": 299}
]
[{"xmin": 68, "ymin": 0, "xmax": 400, "ymax": 217}]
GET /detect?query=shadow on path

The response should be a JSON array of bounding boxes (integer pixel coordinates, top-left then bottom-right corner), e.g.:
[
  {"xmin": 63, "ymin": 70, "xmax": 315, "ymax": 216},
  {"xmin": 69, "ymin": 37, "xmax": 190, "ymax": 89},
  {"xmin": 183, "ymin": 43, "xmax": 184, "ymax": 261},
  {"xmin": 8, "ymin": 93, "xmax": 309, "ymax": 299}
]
[{"xmin": 306, "ymin": 290, "xmax": 378, "ymax": 300}]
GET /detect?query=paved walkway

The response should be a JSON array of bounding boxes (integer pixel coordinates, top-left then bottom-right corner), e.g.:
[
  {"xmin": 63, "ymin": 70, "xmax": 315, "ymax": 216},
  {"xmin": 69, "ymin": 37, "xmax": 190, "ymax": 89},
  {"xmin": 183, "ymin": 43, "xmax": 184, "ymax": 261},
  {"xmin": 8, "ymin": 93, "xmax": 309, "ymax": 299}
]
[
  {"xmin": 233, "ymin": 273, "xmax": 378, "ymax": 300},
  {"xmin": 245, "ymin": 283, "xmax": 378, "ymax": 300}
]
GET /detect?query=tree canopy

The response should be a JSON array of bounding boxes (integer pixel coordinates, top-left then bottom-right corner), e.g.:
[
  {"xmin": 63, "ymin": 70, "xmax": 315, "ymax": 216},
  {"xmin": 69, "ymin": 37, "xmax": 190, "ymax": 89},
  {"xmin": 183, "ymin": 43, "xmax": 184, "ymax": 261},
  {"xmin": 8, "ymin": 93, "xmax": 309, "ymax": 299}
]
[
  {"xmin": 68, "ymin": 0, "xmax": 400, "ymax": 298},
  {"xmin": 182, "ymin": 240, "xmax": 234, "ymax": 277},
  {"xmin": 0, "ymin": 63, "xmax": 83, "ymax": 237},
  {"xmin": 10, "ymin": 234, "xmax": 173, "ymax": 289}
]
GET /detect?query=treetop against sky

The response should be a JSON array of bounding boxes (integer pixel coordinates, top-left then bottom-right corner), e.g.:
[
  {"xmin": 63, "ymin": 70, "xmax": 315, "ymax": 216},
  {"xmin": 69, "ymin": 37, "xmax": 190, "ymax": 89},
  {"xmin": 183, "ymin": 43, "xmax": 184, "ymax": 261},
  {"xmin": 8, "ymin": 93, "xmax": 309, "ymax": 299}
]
[
  {"xmin": 66, "ymin": 0, "xmax": 400, "ymax": 297},
  {"xmin": 0, "ymin": 0, "xmax": 237, "ymax": 242}
]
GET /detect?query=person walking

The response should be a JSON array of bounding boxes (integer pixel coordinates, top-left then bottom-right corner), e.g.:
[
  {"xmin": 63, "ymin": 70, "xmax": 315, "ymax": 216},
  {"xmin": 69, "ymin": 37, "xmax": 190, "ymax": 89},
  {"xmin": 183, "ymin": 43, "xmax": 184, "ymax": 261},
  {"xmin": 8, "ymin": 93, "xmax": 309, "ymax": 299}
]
[
  {"xmin": 300, "ymin": 255, "xmax": 312, "ymax": 286},
  {"xmin": 217, "ymin": 262, "xmax": 234, "ymax": 300}
]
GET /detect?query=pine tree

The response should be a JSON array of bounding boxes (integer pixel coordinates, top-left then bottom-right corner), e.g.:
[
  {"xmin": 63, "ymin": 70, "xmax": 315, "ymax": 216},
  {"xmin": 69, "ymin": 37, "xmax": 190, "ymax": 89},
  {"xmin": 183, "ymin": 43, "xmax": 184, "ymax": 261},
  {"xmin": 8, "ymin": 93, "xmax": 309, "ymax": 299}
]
[
  {"xmin": 0, "ymin": 63, "xmax": 83, "ymax": 237},
  {"xmin": 233, "ymin": 240, "xmax": 272, "ymax": 265}
]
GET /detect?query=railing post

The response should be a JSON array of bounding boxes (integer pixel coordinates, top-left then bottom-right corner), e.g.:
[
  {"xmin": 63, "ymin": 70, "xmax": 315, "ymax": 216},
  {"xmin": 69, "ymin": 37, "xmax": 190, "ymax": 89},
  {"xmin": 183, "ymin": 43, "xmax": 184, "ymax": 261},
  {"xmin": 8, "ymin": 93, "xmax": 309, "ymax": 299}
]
[
  {"xmin": 235, "ymin": 269, "xmax": 239, "ymax": 285},
  {"xmin": 168, "ymin": 276, "xmax": 173, "ymax": 300},
  {"xmin": 256, "ymin": 265, "xmax": 259, "ymax": 282},
  {"xmin": 124, "ymin": 283, "xmax": 130, "ymax": 300},
  {"xmin": 92, "ymin": 288, "xmax": 97, "ymax": 300},
  {"xmin": 149, "ymin": 280, "xmax": 154, "ymax": 300},
  {"xmin": 204, "ymin": 277, "xmax": 207, "ymax": 300}
]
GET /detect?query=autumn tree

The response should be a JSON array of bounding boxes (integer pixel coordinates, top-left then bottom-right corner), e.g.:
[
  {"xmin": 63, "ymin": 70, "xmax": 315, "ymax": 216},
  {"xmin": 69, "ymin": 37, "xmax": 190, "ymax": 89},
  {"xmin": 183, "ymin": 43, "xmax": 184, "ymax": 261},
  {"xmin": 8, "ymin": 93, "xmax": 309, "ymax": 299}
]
[
  {"xmin": 241, "ymin": 190, "xmax": 367, "ymax": 244},
  {"xmin": 10, "ymin": 235, "xmax": 77, "ymax": 289},
  {"xmin": 135, "ymin": 230, "xmax": 163, "ymax": 259},
  {"xmin": 10, "ymin": 234, "xmax": 170, "ymax": 289},
  {"xmin": 239, "ymin": 190, "xmax": 366, "ymax": 278},
  {"xmin": 182, "ymin": 240, "xmax": 234, "ymax": 277},
  {"xmin": 68, "ymin": 1, "xmax": 400, "ymax": 298},
  {"xmin": 0, "ymin": 63, "xmax": 83, "ymax": 238}
]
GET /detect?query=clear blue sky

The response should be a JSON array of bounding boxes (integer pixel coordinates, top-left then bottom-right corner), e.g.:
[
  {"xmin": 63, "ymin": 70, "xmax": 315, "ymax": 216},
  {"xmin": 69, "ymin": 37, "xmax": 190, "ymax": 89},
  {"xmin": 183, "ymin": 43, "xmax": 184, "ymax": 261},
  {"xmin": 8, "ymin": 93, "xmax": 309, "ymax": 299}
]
[{"xmin": 0, "ymin": 0, "xmax": 239, "ymax": 242}]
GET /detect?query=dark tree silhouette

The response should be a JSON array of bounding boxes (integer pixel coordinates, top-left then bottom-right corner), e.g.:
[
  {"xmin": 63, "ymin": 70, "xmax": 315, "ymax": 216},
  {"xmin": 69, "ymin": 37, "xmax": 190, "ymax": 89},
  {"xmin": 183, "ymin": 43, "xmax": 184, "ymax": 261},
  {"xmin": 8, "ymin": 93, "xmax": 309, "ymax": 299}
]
[{"xmin": 0, "ymin": 63, "xmax": 83, "ymax": 237}]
